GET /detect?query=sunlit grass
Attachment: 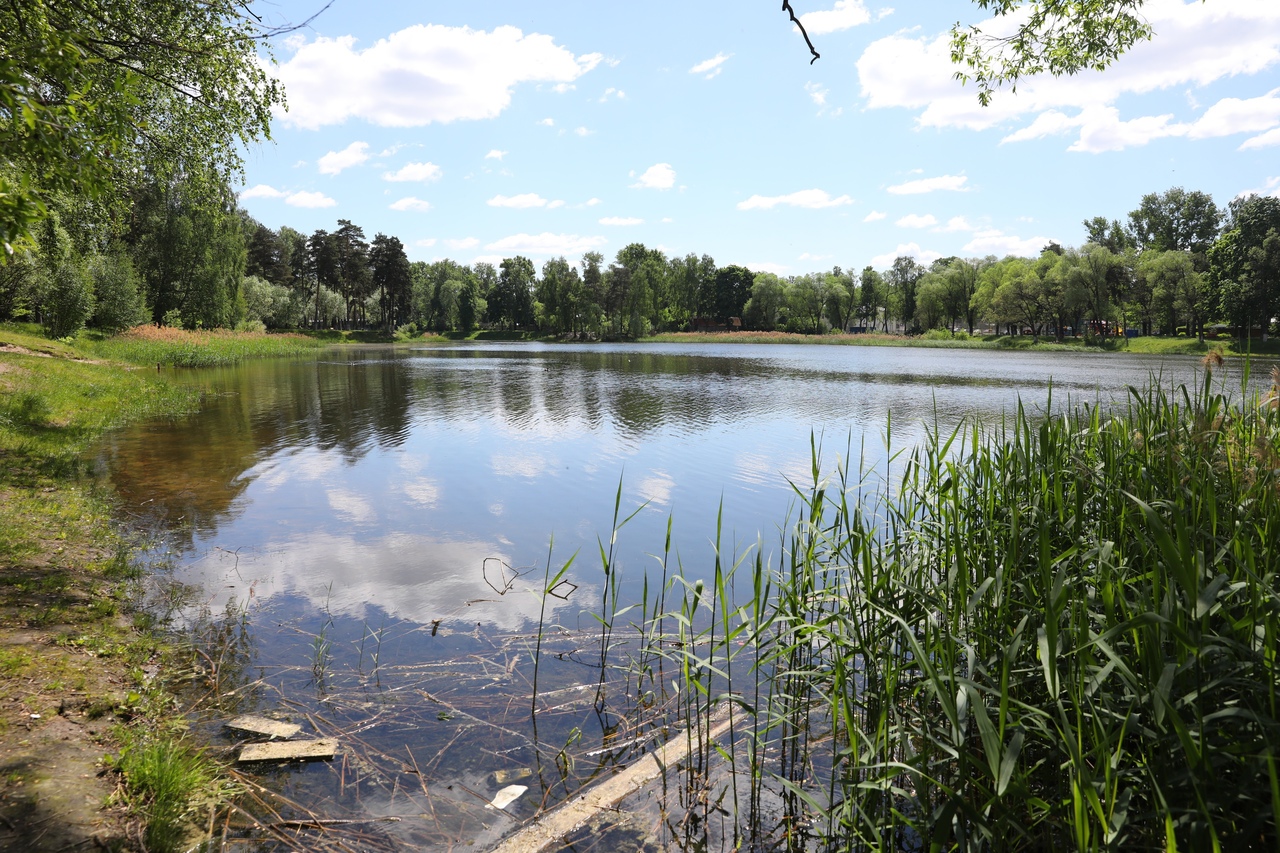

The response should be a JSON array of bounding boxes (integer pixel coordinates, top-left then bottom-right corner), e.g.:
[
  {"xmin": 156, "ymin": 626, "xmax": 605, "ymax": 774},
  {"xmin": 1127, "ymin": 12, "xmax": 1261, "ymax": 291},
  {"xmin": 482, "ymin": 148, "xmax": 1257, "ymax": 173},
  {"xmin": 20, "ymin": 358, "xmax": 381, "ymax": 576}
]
[{"xmin": 83, "ymin": 323, "xmax": 324, "ymax": 367}]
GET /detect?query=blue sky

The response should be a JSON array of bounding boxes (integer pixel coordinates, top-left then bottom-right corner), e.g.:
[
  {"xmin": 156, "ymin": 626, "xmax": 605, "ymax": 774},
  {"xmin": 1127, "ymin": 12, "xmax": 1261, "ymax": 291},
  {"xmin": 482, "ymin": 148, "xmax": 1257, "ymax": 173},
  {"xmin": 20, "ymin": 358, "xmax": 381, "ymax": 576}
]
[{"xmin": 238, "ymin": 0, "xmax": 1280, "ymax": 274}]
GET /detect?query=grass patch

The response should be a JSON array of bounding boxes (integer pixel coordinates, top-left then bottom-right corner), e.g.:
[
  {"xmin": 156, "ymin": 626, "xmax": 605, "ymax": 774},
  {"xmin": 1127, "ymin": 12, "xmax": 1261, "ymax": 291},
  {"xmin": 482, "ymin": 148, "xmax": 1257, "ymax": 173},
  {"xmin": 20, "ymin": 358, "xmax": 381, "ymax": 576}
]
[
  {"xmin": 81, "ymin": 324, "xmax": 325, "ymax": 367},
  {"xmin": 114, "ymin": 733, "xmax": 224, "ymax": 853}
]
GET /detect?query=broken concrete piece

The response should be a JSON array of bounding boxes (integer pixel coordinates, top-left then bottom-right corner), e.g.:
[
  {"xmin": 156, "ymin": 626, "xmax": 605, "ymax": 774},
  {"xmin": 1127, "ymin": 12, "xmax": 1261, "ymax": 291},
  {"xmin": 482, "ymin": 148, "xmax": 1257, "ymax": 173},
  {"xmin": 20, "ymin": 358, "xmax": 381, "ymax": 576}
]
[
  {"xmin": 226, "ymin": 715, "xmax": 302, "ymax": 740},
  {"xmin": 238, "ymin": 738, "xmax": 337, "ymax": 763},
  {"xmin": 487, "ymin": 784, "xmax": 528, "ymax": 811}
]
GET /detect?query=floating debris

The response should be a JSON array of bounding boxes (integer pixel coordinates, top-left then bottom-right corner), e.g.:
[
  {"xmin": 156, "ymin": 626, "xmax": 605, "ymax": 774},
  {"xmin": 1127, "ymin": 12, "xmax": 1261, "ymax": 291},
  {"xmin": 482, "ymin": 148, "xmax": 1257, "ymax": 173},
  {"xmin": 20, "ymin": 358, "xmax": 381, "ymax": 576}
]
[
  {"xmin": 487, "ymin": 784, "xmax": 528, "ymax": 811},
  {"xmin": 492, "ymin": 767, "xmax": 533, "ymax": 785},
  {"xmin": 239, "ymin": 738, "xmax": 338, "ymax": 763},
  {"xmin": 226, "ymin": 715, "xmax": 302, "ymax": 740}
]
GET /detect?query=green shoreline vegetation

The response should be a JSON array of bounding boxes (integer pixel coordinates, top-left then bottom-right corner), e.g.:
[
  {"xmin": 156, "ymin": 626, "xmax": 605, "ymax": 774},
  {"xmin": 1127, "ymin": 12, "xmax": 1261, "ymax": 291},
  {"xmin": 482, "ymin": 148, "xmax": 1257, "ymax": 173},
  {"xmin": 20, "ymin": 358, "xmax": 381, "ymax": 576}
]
[
  {"xmin": 589, "ymin": 367, "xmax": 1280, "ymax": 850},
  {"xmin": 0, "ymin": 322, "xmax": 323, "ymax": 850}
]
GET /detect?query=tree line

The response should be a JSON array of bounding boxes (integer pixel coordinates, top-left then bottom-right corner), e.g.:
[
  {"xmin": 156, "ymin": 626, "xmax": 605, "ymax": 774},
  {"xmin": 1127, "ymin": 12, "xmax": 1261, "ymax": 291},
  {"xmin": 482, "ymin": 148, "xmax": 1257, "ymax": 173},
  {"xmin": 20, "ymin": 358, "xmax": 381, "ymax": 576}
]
[{"xmin": 3, "ymin": 180, "xmax": 1278, "ymax": 343}]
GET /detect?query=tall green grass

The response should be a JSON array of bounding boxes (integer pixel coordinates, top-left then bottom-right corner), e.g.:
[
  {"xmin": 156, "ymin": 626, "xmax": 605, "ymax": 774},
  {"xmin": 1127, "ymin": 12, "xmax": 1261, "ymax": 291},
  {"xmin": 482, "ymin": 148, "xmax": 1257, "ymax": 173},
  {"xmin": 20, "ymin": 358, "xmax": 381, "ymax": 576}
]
[
  {"xmin": 588, "ymin": 371, "xmax": 1280, "ymax": 851},
  {"xmin": 84, "ymin": 325, "xmax": 324, "ymax": 367}
]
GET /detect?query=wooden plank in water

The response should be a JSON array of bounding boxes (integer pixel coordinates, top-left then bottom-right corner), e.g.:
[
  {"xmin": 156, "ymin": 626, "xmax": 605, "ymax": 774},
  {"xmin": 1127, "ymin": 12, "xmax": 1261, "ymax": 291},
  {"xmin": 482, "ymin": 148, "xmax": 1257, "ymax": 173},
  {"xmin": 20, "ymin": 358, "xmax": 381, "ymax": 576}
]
[
  {"xmin": 226, "ymin": 715, "xmax": 302, "ymax": 740},
  {"xmin": 239, "ymin": 738, "xmax": 337, "ymax": 763}
]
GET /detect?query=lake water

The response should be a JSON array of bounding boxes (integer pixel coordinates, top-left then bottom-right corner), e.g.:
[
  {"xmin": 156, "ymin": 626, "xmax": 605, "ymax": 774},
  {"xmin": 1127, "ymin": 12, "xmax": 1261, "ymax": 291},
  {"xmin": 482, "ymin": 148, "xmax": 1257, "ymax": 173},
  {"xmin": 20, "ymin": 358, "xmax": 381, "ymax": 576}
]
[{"xmin": 92, "ymin": 342, "xmax": 1270, "ymax": 850}]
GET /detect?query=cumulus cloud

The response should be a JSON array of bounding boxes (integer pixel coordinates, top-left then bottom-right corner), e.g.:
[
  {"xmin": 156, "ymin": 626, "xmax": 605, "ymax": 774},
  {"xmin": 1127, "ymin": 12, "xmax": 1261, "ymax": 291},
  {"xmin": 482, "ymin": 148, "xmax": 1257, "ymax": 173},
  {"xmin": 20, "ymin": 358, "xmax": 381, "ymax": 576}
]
[
  {"xmin": 888, "ymin": 174, "xmax": 969, "ymax": 194},
  {"xmin": 862, "ymin": 210, "xmax": 887, "ymax": 222},
  {"xmin": 962, "ymin": 230, "xmax": 1055, "ymax": 257},
  {"xmin": 690, "ymin": 53, "xmax": 731, "ymax": 79},
  {"xmin": 599, "ymin": 216, "xmax": 643, "ymax": 226},
  {"xmin": 240, "ymin": 184, "xmax": 286, "ymax": 200},
  {"xmin": 447, "ymin": 237, "xmax": 480, "ymax": 250},
  {"xmin": 800, "ymin": 0, "xmax": 874, "ymax": 35},
  {"xmin": 737, "ymin": 189, "xmax": 854, "ymax": 210},
  {"xmin": 630, "ymin": 163, "xmax": 676, "ymax": 189},
  {"xmin": 485, "ymin": 232, "xmax": 608, "ymax": 255},
  {"xmin": 317, "ymin": 141, "xmax": 370, "ymax": 175},
  {"xmin": 936, "ymin": 216, "xmax": 977, "ymax": 232},
  {"xmin": 538, "ymin": 117, "xmax": 555, "ymax": 126},
  {"xmin": 584, "ymin": 197, "xmax": 603, "ymax": 207},
  {"xmin": 857, "ymin": 0, "xmax": 1280, "ymax": 152},
  {"xmin": 485, "ymin": 149, "xmax": 508, "ymax": 160},
  {"xmin": 599, "ymin": 87, "xmax": 626, "ymax": 101},
  {"xmin": 870, "ymin": 242, "xmax": 941, "ymax": 268},
  {"xmin": 285, "ymin": 190, "xmax": 337, "ymax": 208},
  {"xmin": 383, "ymin": 161, "xmax": 443, "ymax": 182},
  {"xmin": 390, "ymin": 197, "xmax": 431, "ymax": 211},
  {"xmin": 896, "ymin": 213, "xmax": 938, "ymax": 228},
  {"xmin": 415, "ymin": 238, "xmax": 438, "ymax": 247},
  {"xmin": 272, "ymin": 25, "xmax": 602, "ymax": 130},
  {"xmin": 488, "ymin": 193, "xmax": 557, "ymax": 208}
]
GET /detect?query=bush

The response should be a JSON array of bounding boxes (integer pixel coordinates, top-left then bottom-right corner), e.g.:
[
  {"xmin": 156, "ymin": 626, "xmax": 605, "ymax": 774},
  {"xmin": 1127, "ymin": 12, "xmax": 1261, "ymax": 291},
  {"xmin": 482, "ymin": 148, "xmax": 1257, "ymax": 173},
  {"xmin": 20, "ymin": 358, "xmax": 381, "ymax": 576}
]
[
  {"xmin": 41, "ymin": 259, "xmax": 95, "ymax": 339},
  {"xmin": 88, "ymin": 252, "xmax": 147, "ymax": 333}
]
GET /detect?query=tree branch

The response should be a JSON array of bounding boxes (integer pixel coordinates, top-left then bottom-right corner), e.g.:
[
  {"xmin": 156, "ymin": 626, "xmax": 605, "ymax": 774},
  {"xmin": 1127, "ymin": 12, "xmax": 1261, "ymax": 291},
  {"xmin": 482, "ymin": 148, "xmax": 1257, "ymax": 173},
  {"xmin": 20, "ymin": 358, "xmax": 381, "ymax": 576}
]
[{"xmin": 782, "ymin": 1, "xmax": 820, "ymax": 64}]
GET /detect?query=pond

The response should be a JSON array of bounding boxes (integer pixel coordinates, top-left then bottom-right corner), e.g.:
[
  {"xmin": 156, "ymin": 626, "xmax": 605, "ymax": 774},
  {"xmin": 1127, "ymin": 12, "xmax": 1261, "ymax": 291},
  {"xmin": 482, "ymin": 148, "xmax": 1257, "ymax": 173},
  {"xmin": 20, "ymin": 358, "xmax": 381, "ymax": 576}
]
[{"xmin": 93, "ymin": 342, "xmax": 1269, "ymax": 851}]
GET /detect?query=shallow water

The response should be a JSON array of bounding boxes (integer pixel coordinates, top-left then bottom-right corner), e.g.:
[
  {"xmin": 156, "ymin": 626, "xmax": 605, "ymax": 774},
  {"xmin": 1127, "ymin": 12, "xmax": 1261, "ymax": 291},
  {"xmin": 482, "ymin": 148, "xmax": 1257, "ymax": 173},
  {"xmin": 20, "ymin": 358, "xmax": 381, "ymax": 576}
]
[{"xmin": 93, "ymin": 342, "xmax": 1272, "ymax": 849}]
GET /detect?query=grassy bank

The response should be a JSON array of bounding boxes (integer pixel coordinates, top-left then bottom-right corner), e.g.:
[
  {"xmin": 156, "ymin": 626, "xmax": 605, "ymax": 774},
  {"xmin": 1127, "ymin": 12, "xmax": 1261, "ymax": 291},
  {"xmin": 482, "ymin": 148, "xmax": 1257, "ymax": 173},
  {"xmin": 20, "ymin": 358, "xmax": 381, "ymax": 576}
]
[
  {"xmin": 587, "ymin": 369, "xmax": 1280, "ymax": 851},
  {"xmin": 0, "ymin": 323, "xmax": 265, "ymax": 850},
  {"xmin": 82, "ymin": 323, "xmax": 326, "ymax": 367},
  {"xmin": 642, "ymin": 329, "xmax": 1280, "ymax": 358}
]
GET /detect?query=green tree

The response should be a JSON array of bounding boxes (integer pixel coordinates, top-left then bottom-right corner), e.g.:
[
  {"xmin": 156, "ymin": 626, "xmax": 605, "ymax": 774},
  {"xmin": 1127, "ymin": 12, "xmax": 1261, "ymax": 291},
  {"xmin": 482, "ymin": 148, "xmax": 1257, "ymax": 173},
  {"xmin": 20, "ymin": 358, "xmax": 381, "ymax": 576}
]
[
  {"xmin": 951, "ymin": 0, "xmax": 1157, "ymax": 105},
  {"xmin": 1128, "ymin": 188, "xmax": 1223, "ymax": 260},
  {"xmin": 87, "ymin": 250, "xmax": 146, "ymax": 332},
  {"xmin": 823, "ymin": 267, "xmax": 858, "ymax": 332},
  {"xmin": 743, "ymin": 272, "xmax": 785, "ymax": 331},
  {"xmin": 887, "ymin": 256, "xmax": 926, "ymax": 333},
  {"xmin": 1142, "ymin": 250, "xmax": 1208, "ymax": 341},
  {"xmin": 856, "ymin": 267, "xmax": 883, "ymax": 331},
  {"xmin": 1210, "ymin": 195, "xmax": 1280, "ymax": 341},
  {"xmin": 0, "ymin": 0, "xmax": 284, "ymax": 254},
  {"xmin": 369, "ymin": 234, "xmax": 412, "ymax": 332}
]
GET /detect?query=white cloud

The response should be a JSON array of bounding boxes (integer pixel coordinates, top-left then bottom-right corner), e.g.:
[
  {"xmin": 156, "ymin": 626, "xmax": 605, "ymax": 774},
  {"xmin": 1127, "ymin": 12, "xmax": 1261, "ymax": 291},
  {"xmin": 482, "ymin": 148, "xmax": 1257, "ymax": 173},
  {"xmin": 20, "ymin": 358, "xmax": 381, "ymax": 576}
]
[
  {"xmin": 798, "ymin": 252, "xmax": 832, "ymax": 262},
  {"xmin": 805, "ymin": 82, "xmax": 829, "ymax": 107},
  {"xmin": 390, "ymin": 196, "xmax": 432, "ymax": 212},
  {"xmin": 383, "ymin": 161, "xmax": 443, "ymax": 182},
  {"xmin": 862, "ymin": 210, "xmax": 887, "ymax": 222},
  {"xmin": 962, "ymin": 230, "xmax": 1054, "ymax": 257},
  {"xmin": 743, "ymin": 261, "xmax": 789, "ymax": 275},
  {"xmin": 547, "ymin": 199, "xmax": 566, "ymax": 209},
  {"xmin": 800, "ymin": 0, "xmax": 873, "ymax": 35},
  {"xmin": 737, "ymin": 189, "xmax": 854, "ymax": 210},
  {"xmin": 896, "ymin": 213, "xmax": 938, "ymax": 228},
  {"xmin": 485, "ymin": 149, "xmax": 508, "ymax": 160},
  {"xmin": 887, "ymin": 174, "xmax": 969, "ymax": 194},
  {"xmin": 538, "ymin": 117, "xmax": 555, "ymax": 126},
  {"xmin": 285, "ymin": 190, "xmax": 337, "ymax": 208},
  {"xmin": 599, "ymin": 87, "xmax": 626, "ymax": 102},
  {"xmin": 317, "ymin": 141, "xmax": 370, "ymax": 175},
  {"xmin": 447, "ymin": 237, "xmax": 480, "ymax": 250},
  {"xmin": 1242, "ymin": 128, "xmax": 1280, "ymax": 149},
  {"xmin": 240, "ymin": 184, "xmax": 286, "ymax": 200},
  {"xmin": 857, "ymin": 0, "xmax": 1280, "ymax": 152},
  {"xmin": 661, "ymin": 217, "xmax": 673, "ymax": 223},
  {"xmin": 488, "ymin": 193, "xmax": 556, "ymax": 208},
  {"xmin": 690, "ymin": 53, "xmax": 731, "ymax": 79},
  {"xmin": 630, "ymin": 163, "xmax": 676, "ymax": 189},
  {"xmin": 935, "ymin": 216, "xmax": 976, "ymax": 232},
  {"xmin": 870, "ymin": 242, "xmax": 941, "ymax": 268},
  {"xmin": 551, "ymin": 82, "xmax": 575, "ymax": 94},
  {"xmin": 574, "ymin": 126, "xmax": 592, "ymax": 136},
  {"xmin": 415, "ymin": 238, "xmax": 438, "ymax": 248},
  {"xmin": 599, "ymin": 216, "xmax": 643, "ymax": 226},
  {"xmin": 485, "ymin": 232, "xmax": 608, "ymax": 255},
  {"xmin": 273, "ymin": 25, "xmax": 602, "ymax": 130},
  {"xmin": 1235, "ymin": 176, "xmax": 1280, "ymax": 198},
  {"xmin": 1186, "ymin": 88, "xmax": 1280, "ymax": 138},
  {"xmin": 584, "ymin": 197, "xmax": 603, "ymax": 207}
]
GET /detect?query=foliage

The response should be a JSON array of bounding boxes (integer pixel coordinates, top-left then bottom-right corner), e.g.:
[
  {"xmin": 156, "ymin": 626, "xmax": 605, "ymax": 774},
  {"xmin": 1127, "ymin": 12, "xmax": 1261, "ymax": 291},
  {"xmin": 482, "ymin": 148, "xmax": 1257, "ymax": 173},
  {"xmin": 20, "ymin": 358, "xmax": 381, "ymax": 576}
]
[
  {"xmin": 87, "ymin": 251, "xmax": 147, "ymax": 332},
  {"xmin": 0, "ymin": 0, "xmax": 284, "ymax": 254},
  {"xmin": 950, "ymin": 0, "xmax": 1155, "ymax": 104},
  {"xmin": 616, "ymin": 376, "xmax": 1280, "ymax": 850},
  {"xmin": 85, "ymin": 324, "xmax": 323, "ymax": 368}
]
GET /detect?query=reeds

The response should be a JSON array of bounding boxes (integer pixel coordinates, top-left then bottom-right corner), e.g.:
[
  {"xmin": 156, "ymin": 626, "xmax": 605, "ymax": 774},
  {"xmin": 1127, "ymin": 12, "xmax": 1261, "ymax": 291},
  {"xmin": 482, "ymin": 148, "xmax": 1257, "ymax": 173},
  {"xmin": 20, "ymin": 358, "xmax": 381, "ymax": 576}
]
[
  {"xmin": 87, "ymin": 324, "xmax": 323, "ymax": 367},
  {"xmin": 609, "ymin": 375, "xmax": 1280, "ymax": 851}
]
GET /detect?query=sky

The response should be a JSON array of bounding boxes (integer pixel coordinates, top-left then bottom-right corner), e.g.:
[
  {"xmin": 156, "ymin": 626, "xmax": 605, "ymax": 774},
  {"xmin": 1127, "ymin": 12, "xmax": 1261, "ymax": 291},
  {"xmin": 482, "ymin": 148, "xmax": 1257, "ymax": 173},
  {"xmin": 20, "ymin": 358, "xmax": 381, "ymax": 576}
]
[{"xmin": 237, "ymin": 0, "xmax": 1280, "ymax": 275}]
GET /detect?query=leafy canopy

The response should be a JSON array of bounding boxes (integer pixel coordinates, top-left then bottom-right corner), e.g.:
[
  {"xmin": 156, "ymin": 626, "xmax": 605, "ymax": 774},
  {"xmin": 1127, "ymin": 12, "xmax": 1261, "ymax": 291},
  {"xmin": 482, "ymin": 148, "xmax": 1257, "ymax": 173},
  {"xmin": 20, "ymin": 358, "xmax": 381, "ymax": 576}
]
[{"xmin": 0, "ymin": 0, "xmax": 286, "ymax": 254}]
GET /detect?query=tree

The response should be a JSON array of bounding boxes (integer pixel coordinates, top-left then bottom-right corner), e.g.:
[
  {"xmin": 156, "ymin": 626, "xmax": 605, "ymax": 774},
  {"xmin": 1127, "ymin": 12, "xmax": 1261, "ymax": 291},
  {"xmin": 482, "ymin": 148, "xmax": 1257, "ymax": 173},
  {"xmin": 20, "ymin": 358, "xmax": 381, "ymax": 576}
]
[
  {"xmin": 369, "ymin": 234, "xmax": 412, "ymax": 332},
  {"xmin": 1128, "ymin": 188, "xmax": 1223, "ymax": 257},
  {"xmin": 87, "ymin": 250, "xmax": 146, "ymax": 332},
  {"xmin": 950, "ymin": 0, "xmax": 1158, "ymax": 105},
  {"xmin": 1211, "ymin": 195, "xmax": 1280, "ymax": 341},
  {"xmin": 823, "ymin": 267, "xmax": 858, "ymax": 332},
  {"xmin": 886, "ymin": 257, "xmax": 926, "ymax": 333},
  {"xmin": 1, "ymin": 0, "xmax": 285, "ymax": 254},
  {"xmin": 743, "ymin": 272, "xmax": 785, "ymax": 331},
  {"xmin": 1142, "ymin": 250, "xmax": 1208, "ymax": 341},
  {"xmin": 712, "ymin": 265, "xmax": 755, "ymax": 325},
  {"xmin": 1083, "ymin": 216, "xmax": 1134, "ymax": 254},
  {"xmin": 856, "ymin": 267, "xmax": 882, "ymax": 330}
]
